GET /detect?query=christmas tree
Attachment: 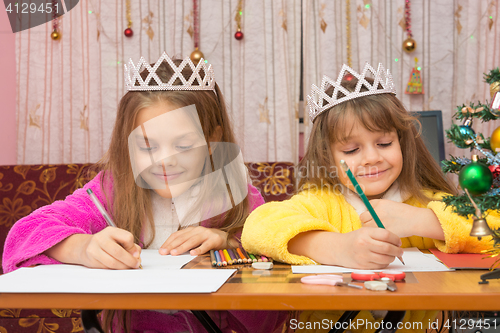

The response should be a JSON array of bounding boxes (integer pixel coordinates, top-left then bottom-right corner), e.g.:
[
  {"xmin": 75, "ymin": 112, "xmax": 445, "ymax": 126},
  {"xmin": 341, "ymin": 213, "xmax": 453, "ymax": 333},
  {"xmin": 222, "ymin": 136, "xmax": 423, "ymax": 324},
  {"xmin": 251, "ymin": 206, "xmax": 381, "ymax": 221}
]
[{"xmin": 441, "ymin": 67, "xmax": 500, "ymax": 268}]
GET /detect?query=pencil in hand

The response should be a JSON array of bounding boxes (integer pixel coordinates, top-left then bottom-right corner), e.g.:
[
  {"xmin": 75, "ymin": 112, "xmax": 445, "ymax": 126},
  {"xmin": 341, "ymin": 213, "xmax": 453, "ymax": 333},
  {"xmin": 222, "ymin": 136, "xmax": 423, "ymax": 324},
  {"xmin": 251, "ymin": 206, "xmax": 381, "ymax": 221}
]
[
  {"xmin": 87, "ymin": 188, "xmax": 143, "ymax": 269},
  {"xmin": 339, "ymin": 160, "xmax": 405, "ymax": 265}
]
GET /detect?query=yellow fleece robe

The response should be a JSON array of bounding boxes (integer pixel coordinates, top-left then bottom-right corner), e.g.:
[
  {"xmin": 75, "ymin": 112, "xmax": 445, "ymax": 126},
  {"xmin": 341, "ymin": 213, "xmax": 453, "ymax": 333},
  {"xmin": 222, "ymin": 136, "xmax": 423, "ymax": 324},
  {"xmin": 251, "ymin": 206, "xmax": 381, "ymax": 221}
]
[{"xmin": 241, "ymin": 187, "xmax": 500, "ymax": 333}]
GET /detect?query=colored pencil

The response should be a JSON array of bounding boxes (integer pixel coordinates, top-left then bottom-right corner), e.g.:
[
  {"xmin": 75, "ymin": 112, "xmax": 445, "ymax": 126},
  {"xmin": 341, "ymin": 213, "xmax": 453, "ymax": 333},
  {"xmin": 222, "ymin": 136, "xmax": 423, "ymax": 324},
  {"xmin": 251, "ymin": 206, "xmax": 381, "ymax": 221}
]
[
  {"xmin": 210, "ymin": 250, "xmax": 217, "ymax": 266},
  {"xmin": 228, "ymin": 248, "xmax": 241, "ymax": 264},
  {"xmin": 227, "ymin": 248, "xmax": 236, "ymax": 264},
  {"xmin": 339, "ymin": 160, "xmax": 405, "ymax": 265},
  {"xmin": 261, "ymin": 255, "xmax": 268, "ymax": 262},
  {"xmin": 223, "ymin": 249, "xmax": 232, "ymax": 265},
  {"xmin": 218, "ymin": 250, "xmax": 227, "ymax": 266},
  {"xmin": 241, "ymin": 248, "xmax": 252, "ymax": 262},
  {"xmin": 248, "ymin": 253, "xmax": 258, "ymax": 263},
  {"xmin": 214, "ymin": 250, "xmax": 222, "ymax": 267},
  {"xmin": 236, "ymin": 248, "xmax": 247, "ymax": 263}
]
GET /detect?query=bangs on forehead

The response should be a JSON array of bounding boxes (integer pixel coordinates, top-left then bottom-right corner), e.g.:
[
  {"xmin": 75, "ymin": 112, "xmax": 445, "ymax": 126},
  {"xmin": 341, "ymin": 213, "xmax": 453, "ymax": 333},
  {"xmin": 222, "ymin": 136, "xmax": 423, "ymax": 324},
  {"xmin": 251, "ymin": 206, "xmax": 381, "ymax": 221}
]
[{"xmin": 327, "ymin": 95, "xmax": 402, "ymax": 144}]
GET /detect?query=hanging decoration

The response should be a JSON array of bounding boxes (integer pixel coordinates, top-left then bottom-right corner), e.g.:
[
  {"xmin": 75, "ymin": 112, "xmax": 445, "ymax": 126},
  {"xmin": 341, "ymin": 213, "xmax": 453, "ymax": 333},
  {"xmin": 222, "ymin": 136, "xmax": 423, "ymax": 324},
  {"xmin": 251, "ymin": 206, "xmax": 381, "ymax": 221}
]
[
  {"xmin": 405, "ymin": 58, "xmax": 424, "ymax": 94},
  {"xmin": 484, "ymin": 67, "xmax": 500, "ymax": 98},
  {"xmin": 142, "ymin": 11, "xmax": 154, "ymax": 41},
  {"xmin": 459, "ymin": 155, "xmax": 493, "ymax": 195},
  {"xmin": 453, "ymin": 118, "xmax": 475, "ymax": 149},
  {"xmin": 234, "ymin": 0, "xmax": 244, "ymax": 40},
  {"xmin": 190, "ymin": 0, "xmax": 204, "ymax": 64},
  {"xmin": 402, "ymin": 0, "xmax": 416, "ymax": 53},
  {"xmin": 491, "ymin": 92, "xmax": 500, "ymax": 117},
  {"xmin": 319, "ymin": 3, "xmax": 327, "ymax": 33},
  {"xmin": 346, "ymin": 0, "xmax": 352, "ymax": 67},
  {"xmin": 50, "ymin": 0, "xmax": 60, "ymax": 40},
  {"xmin": 491, "ymin": 126, "xmax": 500, "ymax": 153},
  {"xmin": 357, "ymin": 1, "xmax": 370, "ymax": 29},
  {"xmin": 488, "ymin": 1, "xmax": 495, "ymax": 31},
  {"xmin": 124, "ymin": 0, "xmax": 133, "ymax": 37}
]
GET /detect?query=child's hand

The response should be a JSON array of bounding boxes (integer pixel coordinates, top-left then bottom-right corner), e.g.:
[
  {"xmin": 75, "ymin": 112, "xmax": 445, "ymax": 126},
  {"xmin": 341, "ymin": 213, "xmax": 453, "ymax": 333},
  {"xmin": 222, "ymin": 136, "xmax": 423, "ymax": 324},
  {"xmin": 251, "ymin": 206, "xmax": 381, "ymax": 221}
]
[
  {"xmin": 335, "ymin": 228, "xmax": 403, "ymax": 269},
  {"xmin": 288, "ymin": 228, "xmax": 403, "ymax": 269},
  {"xmin": 360, "ymin": 199, "xmax": 419, "ymax": 238},
  {"xmin": 159, "ymin": 226, "xmax": 227, "ymax": 256},
  {"xmin": 360, "ymin": 199, "xmax": 444, "ymax": 240},
  {"xmin": 79, "ymin": 227, "xmax": 142, "ymax": 269}
]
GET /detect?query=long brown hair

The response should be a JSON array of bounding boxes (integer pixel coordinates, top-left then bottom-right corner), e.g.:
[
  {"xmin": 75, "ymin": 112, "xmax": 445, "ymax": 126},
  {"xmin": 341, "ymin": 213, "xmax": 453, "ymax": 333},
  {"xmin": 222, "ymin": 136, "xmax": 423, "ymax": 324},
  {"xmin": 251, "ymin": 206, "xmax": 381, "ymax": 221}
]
[
  {"xmin": 298, "ymin": 77, "xmax": 456, "ymax": 204},
  {"xmin": 97, "ymin": 59, "xmax": 250, "ymax": 332}
]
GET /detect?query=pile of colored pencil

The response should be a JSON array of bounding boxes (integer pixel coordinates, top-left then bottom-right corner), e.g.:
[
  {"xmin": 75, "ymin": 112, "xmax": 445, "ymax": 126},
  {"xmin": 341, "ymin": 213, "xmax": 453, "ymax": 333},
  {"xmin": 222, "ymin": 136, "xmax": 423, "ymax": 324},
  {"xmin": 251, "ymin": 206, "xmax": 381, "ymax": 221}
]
[{"xmin": 210, "ymin": 248, "xmax": 272, "ymax": 267}]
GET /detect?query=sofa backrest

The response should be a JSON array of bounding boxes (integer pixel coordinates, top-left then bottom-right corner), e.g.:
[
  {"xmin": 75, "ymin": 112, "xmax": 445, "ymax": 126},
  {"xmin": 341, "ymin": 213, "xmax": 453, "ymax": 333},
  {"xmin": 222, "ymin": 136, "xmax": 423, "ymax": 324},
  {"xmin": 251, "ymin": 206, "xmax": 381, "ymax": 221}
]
[{"xmin": 0, "ymin": 162, "xmax": 295, "ymax": 273}]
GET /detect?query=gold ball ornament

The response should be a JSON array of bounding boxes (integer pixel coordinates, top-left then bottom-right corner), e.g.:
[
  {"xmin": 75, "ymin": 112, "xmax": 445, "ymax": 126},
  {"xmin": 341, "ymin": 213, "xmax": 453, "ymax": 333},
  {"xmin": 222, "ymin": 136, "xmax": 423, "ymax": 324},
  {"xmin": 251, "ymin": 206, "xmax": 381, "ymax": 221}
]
[
  {"xmin": 490, "ymin": 126, "xmax": 500, "ymax": 153},
  {"xmin": 51, "ymin": 30, "xmax": 60, "ymax": 40},
  {"xmin": 190, "ymin": 48, "xmax": 204, "ymax": 65},
  {"xmin": 403, "ymin": 38, "xmax": 416, "ymax": 53}
]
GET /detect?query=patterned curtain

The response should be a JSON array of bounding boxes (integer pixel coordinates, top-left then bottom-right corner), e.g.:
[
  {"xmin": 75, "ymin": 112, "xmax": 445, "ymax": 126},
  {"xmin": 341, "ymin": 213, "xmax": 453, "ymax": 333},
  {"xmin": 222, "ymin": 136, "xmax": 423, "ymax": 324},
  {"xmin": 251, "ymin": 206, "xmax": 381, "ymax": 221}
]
[
  {"xmin": 302, "ymin": 0, "xmax": 500, "ymax": 160},
  {"xmin": 16, "ymin": 0, "xmax": 301, "ymax": 164}
]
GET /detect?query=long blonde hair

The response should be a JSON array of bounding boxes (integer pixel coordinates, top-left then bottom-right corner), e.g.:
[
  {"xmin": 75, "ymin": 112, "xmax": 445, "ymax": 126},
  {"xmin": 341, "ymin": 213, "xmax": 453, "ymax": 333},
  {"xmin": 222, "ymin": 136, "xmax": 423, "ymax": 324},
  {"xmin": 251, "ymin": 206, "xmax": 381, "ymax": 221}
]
[
  {"xmin": 96, "ymin": 60, "xmax": 250, "ymax": 332},
  {"xmin": 299, "ymin": 77, "xmax": 456, "ymax": 204}
]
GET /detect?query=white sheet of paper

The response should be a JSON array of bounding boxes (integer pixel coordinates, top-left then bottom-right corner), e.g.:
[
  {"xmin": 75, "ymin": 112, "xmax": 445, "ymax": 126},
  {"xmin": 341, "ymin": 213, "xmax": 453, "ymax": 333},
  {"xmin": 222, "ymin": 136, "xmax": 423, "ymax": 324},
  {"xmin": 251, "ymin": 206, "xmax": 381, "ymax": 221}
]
[
  {"xmin": 0, "ymin": 250, "xmax": 235, "ymax": 293},
  {"xmin": 292, "ymin": 247, "xmax": 452, "ymax": 274},
  {"xmin": 137, "ymin": 249, "xmax": 197, "ymax": 269},
  {"xmin": 28, "ymin": 250, "xmax": 196, "ymax": 271}
]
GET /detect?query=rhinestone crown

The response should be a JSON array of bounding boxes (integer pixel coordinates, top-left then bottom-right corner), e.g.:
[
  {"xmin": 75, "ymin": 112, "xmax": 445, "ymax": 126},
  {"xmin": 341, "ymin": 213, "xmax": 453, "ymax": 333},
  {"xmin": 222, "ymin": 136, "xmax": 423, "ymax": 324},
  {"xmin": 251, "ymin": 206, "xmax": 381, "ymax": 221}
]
[
  {"xmin": 306, "ymin": 63, "xmax": 396, "ymax": 122},
  {"xmin": 124, "ymin": 52, "xmax": 216, "ymax": 92}
]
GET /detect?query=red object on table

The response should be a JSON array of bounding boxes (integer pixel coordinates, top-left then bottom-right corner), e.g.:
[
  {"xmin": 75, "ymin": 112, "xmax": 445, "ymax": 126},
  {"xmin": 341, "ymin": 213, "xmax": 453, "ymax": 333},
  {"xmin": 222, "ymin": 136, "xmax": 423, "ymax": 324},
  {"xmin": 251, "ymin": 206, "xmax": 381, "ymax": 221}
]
[{"xmin": 429, "ymin": 249, "xmax": 498, "ymax": 269}]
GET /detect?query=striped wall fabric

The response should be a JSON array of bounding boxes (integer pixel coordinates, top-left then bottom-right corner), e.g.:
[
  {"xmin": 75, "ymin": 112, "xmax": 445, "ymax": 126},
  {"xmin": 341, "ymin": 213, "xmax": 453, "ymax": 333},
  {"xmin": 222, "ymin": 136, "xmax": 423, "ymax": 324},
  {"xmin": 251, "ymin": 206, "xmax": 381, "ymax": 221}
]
[
  {"xmin": 16, "ymin": 0, "xmax": 500, "ymax": 164},
  {"xmin": 16, "ymin": 0, "xmax": 301, "ymax": 164},
  {"xmin": 302, "ymin": 0, "xmax": 500, "ymax": 160}
]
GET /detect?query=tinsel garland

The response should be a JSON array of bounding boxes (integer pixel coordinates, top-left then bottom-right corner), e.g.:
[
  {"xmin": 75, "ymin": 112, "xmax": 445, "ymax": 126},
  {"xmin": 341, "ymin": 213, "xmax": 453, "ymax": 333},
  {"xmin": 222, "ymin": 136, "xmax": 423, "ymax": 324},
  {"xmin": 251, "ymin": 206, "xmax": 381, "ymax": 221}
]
[{"xmin": 441, "ymin": 156, "xmax": 490, "ymax": 174}]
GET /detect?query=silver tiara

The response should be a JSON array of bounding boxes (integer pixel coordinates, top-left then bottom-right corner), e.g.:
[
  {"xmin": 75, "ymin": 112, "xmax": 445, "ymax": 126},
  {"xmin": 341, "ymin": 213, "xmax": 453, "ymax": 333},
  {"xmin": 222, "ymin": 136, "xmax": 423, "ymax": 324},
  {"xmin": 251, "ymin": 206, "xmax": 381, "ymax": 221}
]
[
  {"xmin": 306, "ymin": 63, "xmax": 396, "ymax": 122},
  {"xmin": 124, "ymin": 52, "xmax": 216, "ymax": 92}
]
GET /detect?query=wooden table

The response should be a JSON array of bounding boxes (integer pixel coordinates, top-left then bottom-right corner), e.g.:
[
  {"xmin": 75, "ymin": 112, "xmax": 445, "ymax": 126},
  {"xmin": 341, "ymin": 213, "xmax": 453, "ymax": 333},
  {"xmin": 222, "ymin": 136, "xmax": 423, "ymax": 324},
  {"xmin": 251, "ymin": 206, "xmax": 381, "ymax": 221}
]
[{"xmin": 1, "ymin": 256, "xmax": 499, "ymax": 311}]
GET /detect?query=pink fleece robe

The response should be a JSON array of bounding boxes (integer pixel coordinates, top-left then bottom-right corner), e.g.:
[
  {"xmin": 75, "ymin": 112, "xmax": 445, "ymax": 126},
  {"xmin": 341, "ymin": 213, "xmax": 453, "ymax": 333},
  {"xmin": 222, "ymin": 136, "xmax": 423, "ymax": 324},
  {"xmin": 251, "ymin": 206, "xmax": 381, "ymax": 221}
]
[{"xmin": 2, "ymin": 172, "xmax": 286, "ymax": 333}]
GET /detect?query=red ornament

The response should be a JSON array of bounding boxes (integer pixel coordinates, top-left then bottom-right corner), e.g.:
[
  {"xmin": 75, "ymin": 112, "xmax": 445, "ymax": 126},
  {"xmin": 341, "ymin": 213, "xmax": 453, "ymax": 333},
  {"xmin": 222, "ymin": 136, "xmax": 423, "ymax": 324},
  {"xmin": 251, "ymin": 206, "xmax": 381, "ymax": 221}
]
[
  {"xmin": 124, "ymin": 28, "xmax": 133, "ymax": 37},
  {"xmin": 235, "ymin": 30, "xmax": 244, "ymax": 40},
  {"xmin": 489, "ymin": 165, "xmax": 500, "ymax": 179}
]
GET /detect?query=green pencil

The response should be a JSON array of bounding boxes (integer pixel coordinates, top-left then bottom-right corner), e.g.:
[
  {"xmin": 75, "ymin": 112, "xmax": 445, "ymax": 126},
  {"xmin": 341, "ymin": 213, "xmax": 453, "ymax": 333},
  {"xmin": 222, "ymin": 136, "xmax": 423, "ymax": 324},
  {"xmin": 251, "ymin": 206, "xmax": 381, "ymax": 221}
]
[{"xmin": 339, "ymin": 160, "xmax": 405, "ymax": 265}]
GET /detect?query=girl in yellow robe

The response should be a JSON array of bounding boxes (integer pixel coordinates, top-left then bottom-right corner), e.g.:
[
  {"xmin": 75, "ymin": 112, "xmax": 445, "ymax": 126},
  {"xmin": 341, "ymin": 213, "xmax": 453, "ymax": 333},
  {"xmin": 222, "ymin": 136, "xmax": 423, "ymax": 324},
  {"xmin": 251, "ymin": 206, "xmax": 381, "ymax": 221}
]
[{"xmin": 242, "ymin": 64, "xmax": 500, "ymax": 333}]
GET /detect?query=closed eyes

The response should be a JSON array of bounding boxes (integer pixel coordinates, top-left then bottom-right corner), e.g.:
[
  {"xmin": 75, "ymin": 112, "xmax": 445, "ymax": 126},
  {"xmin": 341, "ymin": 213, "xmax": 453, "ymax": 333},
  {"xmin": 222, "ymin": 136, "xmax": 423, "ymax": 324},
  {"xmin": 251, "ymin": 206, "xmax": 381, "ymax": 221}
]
[{"xmin": 341, "ymin": 142, "xmax": 393, "ymax": 155}]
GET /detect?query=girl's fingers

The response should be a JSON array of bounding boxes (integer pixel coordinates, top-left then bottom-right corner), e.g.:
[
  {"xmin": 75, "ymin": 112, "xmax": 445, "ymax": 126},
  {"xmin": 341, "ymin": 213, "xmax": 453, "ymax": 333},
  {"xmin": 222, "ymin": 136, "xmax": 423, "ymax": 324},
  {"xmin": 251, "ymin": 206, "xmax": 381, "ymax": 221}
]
[
  {"xmin": 367, "ymin": 251, "xmax": 398, "ymax": 266},
  {"xmin": 160, "ymin": 227, "xmax": 207, "ymax": 254},
  {"xmin": 159, "ymin": 228, "xmax": 196, "ymax": 253},
  {"xmin": 159, "ymin": 227, "xmax": 224, "ymax": 256},
  {"xmin": 88, "ymin": 244, "xmax": 135, "ymax": 269},
  {"xmin": 102, "ymin": 241, "xmax": 141, "ymax": 269},
  {"xmin": 170, "ymin": 235, "xmax": 206, "ymax": 255},
  {"xmin": 88, "ymin": 229, "xmax": 141, "ymax": 269},
  {"xmin": 359, "ymin": 211, "xmax": 372, "ymax": 224},
  {"xmin": 160, "ymin": 234, "xmax": 193, "ymax": 254},
  {"xmin": 189, "ymin": 241, "xmax": 213, "ymax": 256},
  {"xmin": 369, "ymin": 238, "xmax": 403, "ymax": 262},
  {"xmin": 92, "ymin": 247, "xmax": 136, "ymax": 270},
  {"xmin": 132, "ymin": 244, "xmax": 142, "ymax": 259},
  {"xmin": 370, "ymin": 228, "xmax": 402, "ymax": 247},
  {"xmin": 107, "ymin": 228, "xmax": 138, "ymax": 254}
]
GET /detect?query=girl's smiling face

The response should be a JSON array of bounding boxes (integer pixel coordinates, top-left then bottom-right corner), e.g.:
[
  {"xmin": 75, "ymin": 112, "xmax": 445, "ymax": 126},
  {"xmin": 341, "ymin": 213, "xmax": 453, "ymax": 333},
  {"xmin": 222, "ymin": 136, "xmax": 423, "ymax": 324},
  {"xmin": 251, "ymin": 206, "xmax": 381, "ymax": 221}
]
[
  {"xmin": 130, "ymin": 102, "xmax": 211, "ymax": 199},
  {"xmin": 331, "ymin": 117, "xmax": 403, "ymax": 199}
]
